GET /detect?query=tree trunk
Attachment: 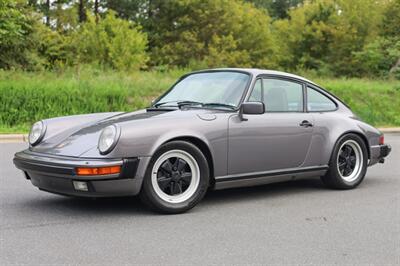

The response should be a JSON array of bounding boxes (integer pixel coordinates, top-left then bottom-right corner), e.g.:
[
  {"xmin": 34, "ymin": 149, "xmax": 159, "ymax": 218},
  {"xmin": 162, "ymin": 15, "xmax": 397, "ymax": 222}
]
[
  {"xmin": 94, "ymin": 0, "xmax": 99, "ymax": 23},
  {"xmin": 45, "ymin": 0, "xmax": 50, "ymax": 26},
  {"xmin": 78, "ymin": 0, "xmax": 86, "ymax": 23},
  {"xmin": 148, "ymin": 0, "xmax": 153, "ymax": 19}
]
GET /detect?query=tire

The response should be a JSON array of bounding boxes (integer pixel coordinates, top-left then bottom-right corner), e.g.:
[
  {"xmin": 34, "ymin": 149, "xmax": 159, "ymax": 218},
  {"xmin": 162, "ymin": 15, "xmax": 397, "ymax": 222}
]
[
  {"xmin": 139, "ymin": 141, "xmax": 210, "ymax": 214},
  {"xmin": 321, "ymin": 133, "xmax": 368, "ymax": 189}
]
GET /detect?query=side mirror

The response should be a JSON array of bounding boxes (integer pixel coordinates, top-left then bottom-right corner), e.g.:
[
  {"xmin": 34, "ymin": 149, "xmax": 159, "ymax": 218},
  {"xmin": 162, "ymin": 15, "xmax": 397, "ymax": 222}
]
[{"xmin": 239, "ymin": 102, "xmax": 265, "ymax": 121}]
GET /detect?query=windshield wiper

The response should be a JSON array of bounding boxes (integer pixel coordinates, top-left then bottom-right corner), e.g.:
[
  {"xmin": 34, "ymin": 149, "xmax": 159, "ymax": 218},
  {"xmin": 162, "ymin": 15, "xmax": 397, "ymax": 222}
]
[
  {"xmin": 154, "ymin": 100, "xmax": 203, "ymax": 108},
  {"xmin": 153, "ymin": 101, "xmax": 178, "ymax": 108},
  {"xmin": 153, "ymin": 101, "xmax": 236, "ymax": 110},
  {"xmin": 201, "ymin": 103, "xmax": 236, "ymax": 109},
  {"xmin": 177, "ymin": 101, "xmax": 203, "ymax": 108}
]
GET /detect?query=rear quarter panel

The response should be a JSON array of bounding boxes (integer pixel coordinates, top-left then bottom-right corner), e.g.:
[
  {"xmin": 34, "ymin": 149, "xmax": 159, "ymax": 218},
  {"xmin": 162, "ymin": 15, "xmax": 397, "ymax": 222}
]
[{"xmin": 303, "ymin": 111, "xmax": 381, "ymax": 167}]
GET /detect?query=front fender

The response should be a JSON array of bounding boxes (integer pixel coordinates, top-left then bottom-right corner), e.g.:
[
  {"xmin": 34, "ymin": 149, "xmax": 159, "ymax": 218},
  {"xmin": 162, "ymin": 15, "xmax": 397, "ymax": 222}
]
[{"xmin": 83, "ymin": 113, "xmax": 230, "ymax": 177}]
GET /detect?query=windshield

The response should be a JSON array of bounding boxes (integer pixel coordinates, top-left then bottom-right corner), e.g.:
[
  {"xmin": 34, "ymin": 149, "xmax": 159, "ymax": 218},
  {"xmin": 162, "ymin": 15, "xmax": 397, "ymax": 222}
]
[{"xmin": 154, "ymin": 71, "xmax": 250, "ymax": 108}]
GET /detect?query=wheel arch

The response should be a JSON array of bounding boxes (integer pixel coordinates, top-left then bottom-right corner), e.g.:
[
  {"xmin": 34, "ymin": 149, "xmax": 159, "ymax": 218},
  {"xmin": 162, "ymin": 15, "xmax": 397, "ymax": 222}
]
[
  {"xmin": 334, "ymin": 131, "xmax": 371, "ymax": 160},
  {"xmin": 162, "ymin": 136, "xmax": 215, "ymax": 186}
]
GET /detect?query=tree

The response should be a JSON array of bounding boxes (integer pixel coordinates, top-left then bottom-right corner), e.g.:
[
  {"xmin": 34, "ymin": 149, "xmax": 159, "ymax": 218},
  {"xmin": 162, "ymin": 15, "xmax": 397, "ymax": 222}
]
[
  {"xmin": 272, "ymin": 0, "xmax": 386, "ymax": 76},
  {"xmin": 245, "ymin": 0, "xmax": 304, "ymax": 19},
  {"xmin": 70, "ymin": 12, "xmax": 149, "ymax": 70},
  {"xmin": 147, "ymin": 0, "xmax": 278, "ymax": 69},
  {"xmin": 354, "ymin": 0, "xmax": 400, "ymax": 77},
  {"xmin": 0, "ymin": 0, "xmax": 68, "ymax": 70}
]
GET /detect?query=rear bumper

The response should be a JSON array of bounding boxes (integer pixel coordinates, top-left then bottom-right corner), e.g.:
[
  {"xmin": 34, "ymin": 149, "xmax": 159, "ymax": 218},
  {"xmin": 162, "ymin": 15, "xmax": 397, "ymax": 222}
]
[
  {"xmin": 13, "ymin": 150, "xmax": 147, "ymax": 197},
  {"xmin": 369, "ymin": 144, "xmax": 392, "ymax": 166}
]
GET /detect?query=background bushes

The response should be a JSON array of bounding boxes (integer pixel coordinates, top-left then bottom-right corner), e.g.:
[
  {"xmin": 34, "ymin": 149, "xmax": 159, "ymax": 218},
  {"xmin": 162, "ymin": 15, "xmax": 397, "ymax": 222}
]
[
  {"xmin": 1, "ymin": 69, "xmax": 399, "ymax": 132},
  {"xmin": 1, "ymin": 0, "xmax": 399, "ymax": 77}
]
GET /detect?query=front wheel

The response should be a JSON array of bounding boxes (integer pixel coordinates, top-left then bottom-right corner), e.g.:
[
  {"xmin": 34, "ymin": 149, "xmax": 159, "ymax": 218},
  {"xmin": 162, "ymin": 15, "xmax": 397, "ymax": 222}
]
[
  {"xmin": 321, "ymin": 134, "xmax": 368, "ymax": 189},
  {"xmin": 139, "ymin": 141, "xmax": 209, "ymax": 214}
]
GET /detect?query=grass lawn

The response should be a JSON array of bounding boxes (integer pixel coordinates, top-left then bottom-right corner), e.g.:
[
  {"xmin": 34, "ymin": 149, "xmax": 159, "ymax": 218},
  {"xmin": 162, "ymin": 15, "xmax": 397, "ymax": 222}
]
[{"xmin": 1, "ymin": 69, "xmax": 399, "ymax": 133}]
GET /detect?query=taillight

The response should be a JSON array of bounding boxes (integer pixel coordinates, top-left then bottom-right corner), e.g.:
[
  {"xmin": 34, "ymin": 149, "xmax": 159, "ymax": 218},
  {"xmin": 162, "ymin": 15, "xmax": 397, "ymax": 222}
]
[{"xmin": 379, "ymin": 135, "xmax": 384, "ymax": 145}]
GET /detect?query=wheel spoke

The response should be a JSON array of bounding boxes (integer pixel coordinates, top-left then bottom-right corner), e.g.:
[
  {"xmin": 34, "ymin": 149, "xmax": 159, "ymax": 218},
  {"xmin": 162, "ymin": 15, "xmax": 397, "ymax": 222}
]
[
  {"xmin": 338, "ymin": 162, "xmax": 346, "ymax": 169},
  {"xmin": 344, "ymin": 164, "xmax": 353, "ymax": 176},
  {"xmin": 349, "ymin": 155, "xmax": 357, "ymax": 166},
  {"xmin": 160, "ymin": 160, "xmax": 173, "ymax": 174},
  {"xmin": 181, "ymin": 172, "xmax": 192, "ymax": 184},
  {"xmin": 170, "ymin": 182, "xmax": 181, "ymax": 195},
  {"xmin": 169, "ymin": 182, "xmax": 175, "ymax": 195},
  {"xmin": 345, "ymin": 145, "xmax": 352, "ymax": 157},
  {"xmin": 173, "ymin": 157, "xmax": 179, "ymax": 168},
  {"xmin": 340, "ymin": 167, "xmax": 345, "ymax": 175},
  {"xmin": 157, "ymin": 176, "xmax": 172, "ymax": 191},
  {"xmin": 339, "ymin": 150, "xmax": 346, "ymax": 159},
  {"xmin": 177, "ymin": 159, "xmax": 187, "ymax": 171},
  {"xmin": 177, "ymin": 181, "xmax": 183, "ymax": 194}
]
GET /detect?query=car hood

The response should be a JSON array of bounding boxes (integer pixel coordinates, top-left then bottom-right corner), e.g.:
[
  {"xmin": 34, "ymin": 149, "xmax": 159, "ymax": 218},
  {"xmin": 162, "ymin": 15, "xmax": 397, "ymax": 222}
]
[{"xmin": 31, "ymin": 108, "xmax": 225, "ymax": 157}]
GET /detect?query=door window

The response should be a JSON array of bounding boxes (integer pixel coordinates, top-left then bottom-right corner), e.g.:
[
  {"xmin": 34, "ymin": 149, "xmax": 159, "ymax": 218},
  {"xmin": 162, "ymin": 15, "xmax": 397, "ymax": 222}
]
[
  {"xmin": 263, "ymin": 79, "xmax": 303, "ymax": 112},
  {"xmin": 307, "ymin": 87, "xmax": 337, "ymax": 111}
]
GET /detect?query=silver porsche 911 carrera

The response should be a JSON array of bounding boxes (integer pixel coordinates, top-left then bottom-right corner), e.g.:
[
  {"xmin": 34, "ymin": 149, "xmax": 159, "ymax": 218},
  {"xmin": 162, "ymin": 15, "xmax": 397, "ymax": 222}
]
[{"xmin": 14, "ymin": 68, "xmax": 391, "ymax": 213}]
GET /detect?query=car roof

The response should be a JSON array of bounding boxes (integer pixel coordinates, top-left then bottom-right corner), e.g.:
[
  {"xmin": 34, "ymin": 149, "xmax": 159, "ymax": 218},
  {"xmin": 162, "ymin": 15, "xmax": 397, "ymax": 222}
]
[{"xmin": 192, "ymin": 68, "xmax": 317, "ymax": 86}]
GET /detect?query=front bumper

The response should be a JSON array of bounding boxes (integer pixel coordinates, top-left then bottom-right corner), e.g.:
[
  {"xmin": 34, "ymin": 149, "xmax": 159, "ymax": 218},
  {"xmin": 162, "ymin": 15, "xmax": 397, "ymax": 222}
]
[
  {"xmin": 369, "ymin": 144, "xmax": 392, "ymax": 166},
  {"xmin": 13, "ymin": 150, "xmax": 144, "ymax": 197}
]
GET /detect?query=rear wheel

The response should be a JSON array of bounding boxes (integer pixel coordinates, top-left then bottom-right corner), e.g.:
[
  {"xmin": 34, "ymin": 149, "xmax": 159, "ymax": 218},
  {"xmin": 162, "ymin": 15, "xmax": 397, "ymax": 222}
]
[
  {"xmin": 140, "ymin": 141, "xmax": 209, "ymax": 214},
  {"xmin": 321, "ymin": 134, "xmax": 368, "ymax": 189}
]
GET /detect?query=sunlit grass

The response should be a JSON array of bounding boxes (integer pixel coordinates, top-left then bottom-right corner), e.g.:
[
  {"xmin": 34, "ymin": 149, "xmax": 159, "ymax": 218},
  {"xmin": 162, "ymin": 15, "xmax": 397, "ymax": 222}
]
[{"xmin": 1, "ymin": 68, "xmax": 399, "ymax": 133}]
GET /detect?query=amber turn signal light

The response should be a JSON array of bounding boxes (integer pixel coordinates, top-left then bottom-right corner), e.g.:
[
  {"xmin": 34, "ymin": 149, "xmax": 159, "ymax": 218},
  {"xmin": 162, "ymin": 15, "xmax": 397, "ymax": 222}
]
[{"xmin": 76, "ymin": 166, "xmax": 121, "ymax": 176}]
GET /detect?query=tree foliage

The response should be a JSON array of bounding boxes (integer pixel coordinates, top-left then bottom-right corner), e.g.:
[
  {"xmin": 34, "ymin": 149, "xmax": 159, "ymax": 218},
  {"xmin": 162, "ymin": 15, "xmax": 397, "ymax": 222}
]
[
  {"xmin": 70, "ymin": 12, "xmax": 148, "ymax": 70},
  {"xmin": 148, "ymin": 0, "xmax": 277, "ymax": 69},
  {"xmin": 0, "ymin": 0, "xmax": 399, "ymax": 78}
]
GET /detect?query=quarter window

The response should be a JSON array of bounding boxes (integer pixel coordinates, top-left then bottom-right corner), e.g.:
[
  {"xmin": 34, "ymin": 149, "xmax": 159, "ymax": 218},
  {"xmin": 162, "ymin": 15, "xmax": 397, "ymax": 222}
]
[
  {"xmin": 263, "ymin": 78, "xmax": 303, "ymax": 112},
  {"xmin": 307, "ymin": 87, "xmax": 337, "ymax": 111}
]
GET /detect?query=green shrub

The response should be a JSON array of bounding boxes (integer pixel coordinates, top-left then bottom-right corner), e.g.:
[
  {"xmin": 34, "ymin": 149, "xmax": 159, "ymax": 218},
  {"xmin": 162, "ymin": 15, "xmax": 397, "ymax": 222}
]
[{"xmin": 70, "ymin": 12, "xmax": 149, "ymax": 71}]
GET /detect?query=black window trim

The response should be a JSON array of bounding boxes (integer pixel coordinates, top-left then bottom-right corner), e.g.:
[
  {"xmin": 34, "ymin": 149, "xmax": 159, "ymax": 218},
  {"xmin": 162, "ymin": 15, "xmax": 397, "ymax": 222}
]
[{"xmin": 246, "ymin": 74, "xmax": 306, "ymax": 113}]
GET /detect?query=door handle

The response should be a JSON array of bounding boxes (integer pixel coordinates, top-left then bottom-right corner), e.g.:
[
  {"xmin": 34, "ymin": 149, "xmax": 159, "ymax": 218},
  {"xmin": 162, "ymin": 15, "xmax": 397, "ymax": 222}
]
[{"xmin": 299, "ymin": 120, "xmax": 313, "ymax": 128}]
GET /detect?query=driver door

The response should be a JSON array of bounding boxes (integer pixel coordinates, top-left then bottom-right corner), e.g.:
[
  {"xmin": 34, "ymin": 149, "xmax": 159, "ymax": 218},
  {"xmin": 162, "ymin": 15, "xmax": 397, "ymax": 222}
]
[{"xmin": 228, "ymin": 77, "xmax": 314, "ymax": 175}]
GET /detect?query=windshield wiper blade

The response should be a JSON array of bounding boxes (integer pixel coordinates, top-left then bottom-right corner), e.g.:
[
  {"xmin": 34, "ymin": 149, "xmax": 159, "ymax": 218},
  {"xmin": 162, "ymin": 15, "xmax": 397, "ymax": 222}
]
[
  {"xmin": 154, "ymin": 101, "xmax": 236, "ymax": 110},
  {"xmin": 177, "ymin": 101, "xmax": 203, "ymax": 108},
  {"xmin": 154, "ymin": 100, "xmax": 203, "ymax": 108},
  {"xmin": 201, "ymin": 103, "xmax": 236, "ymax": 109},
  {"xmin": 153, "ymin": 101, "xmax": 178, "ymax": 108}
]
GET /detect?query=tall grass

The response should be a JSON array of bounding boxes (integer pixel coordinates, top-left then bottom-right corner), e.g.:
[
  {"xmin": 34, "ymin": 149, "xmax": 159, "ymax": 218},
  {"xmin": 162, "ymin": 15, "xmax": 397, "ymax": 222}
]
[
  {"xmin": 0, "ymin": 68, "xmax": 185, "ymax": 132},
  {"xmin": 0, "ymin": 68, "xmax": 399, "ymax": 133},
  {"xmin": 312, "ymin": 78, "xmax": 400, "ymax": 127}
]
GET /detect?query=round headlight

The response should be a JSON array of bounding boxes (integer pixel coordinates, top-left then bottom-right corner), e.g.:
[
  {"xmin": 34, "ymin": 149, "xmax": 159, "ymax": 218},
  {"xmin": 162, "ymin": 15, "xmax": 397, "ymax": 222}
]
[
  {"xmin": 98, "ymin": 125, "xmax": 120, "ymax": 155},
  {"xmin": 29, "ymin": 121, "xmax": 46, "ymax": 146}
]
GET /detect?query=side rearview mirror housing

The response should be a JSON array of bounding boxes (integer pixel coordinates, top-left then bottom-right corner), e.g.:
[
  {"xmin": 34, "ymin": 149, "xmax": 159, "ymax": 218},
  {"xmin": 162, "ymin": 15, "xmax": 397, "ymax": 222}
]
[{"xmin": 239, "ymin": 102, "xmax": 265, "ymax": 121}]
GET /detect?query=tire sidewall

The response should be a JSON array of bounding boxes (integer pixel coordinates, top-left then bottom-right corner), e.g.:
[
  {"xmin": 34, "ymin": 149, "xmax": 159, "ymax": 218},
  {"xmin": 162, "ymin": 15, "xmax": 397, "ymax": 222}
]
[{"xmin": 141, "ymin": 141, "xmax": 209, "ymax": 213}]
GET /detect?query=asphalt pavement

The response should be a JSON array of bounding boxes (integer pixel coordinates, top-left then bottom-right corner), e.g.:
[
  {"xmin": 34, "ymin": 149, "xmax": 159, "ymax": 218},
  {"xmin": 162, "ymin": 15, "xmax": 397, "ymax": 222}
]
[{"xmin": 1, "ymin": 134, "xmax": 399, "ymax": 265}]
